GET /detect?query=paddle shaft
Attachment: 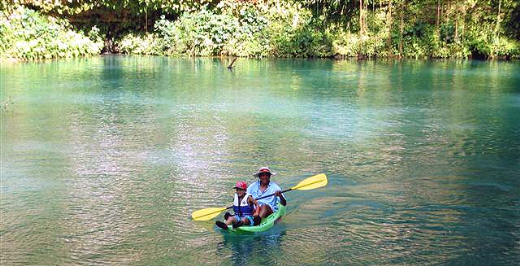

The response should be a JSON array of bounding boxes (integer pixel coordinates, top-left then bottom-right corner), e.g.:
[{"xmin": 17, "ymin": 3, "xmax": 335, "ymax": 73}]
[{"xmin": 256, "ymin": 188, "xmax": 292, "ymax": 200}]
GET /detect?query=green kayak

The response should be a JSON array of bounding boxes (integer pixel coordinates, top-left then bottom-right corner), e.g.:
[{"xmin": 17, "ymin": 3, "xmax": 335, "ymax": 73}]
[{"xmin": 221, "ymin": 203, "xmax": 286, "ymax": 234}]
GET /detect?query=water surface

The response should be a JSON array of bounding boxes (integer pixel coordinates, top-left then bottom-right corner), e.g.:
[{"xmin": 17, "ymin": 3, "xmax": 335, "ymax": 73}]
[{"xmin": 1, "ymin": 57, "xmax": 519, "ymax": 265}]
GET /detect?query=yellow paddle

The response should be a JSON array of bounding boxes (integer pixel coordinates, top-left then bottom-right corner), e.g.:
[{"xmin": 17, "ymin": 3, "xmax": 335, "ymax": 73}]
[{"xmin": 191, "ymin": 173, "xmax": 328, "ymax": 221}]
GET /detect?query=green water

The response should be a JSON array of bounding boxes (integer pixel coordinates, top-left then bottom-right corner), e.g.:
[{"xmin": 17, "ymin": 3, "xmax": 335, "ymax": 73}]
[{"xmin": 1, "ymin": 56, "xmax": 519, "ymax": 265}]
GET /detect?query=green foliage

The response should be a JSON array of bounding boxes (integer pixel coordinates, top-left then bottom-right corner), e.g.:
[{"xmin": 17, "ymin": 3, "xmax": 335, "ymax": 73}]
[
  {"xmin": 0, "ymin": 6, "xmax": 103, "ymax": 60},
  {"xmin": 503, "ymin": 1, "xmax": 520, "ymax": 40},
  {"xmin": 13, "ymin": 0, "xmax": 219, "ymax": 16},
  {"xmin": 173, "ymin": 10, "xmax": 241, "ymax": 56},
  {"xmin": 298, "ymin": 0, "xmax": 356, "ymax": 25},
  {"xmin": 331, "ymin": 31, "xmax": 386, "ymax": 58},
  {"xmin": 118, "ymin": 33, "xmax": 163, "ymax": 55},
  {"xmin": 263, "ymin": 1, "xmax": 331, "ymax": 57},
  {"xmin": 4, "ymin": 0, "xmax": 520, "ymax": 60},
  {"xmin": 220, "ymin": 1, "xmax": 271, "ymax": 57},
  {"xmin": 118, "ymin": 0, "xmax": 331, "ymax": 58}
]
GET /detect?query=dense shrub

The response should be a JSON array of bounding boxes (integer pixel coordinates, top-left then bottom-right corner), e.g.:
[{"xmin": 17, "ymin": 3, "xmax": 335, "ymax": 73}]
[
  {"xmin": 117, "ymin": 1, "xmax": 332, "ymax": 58},
  {"xmin": 118, "ymin": 8, "xmax": 256, "ymax": 56},
  {"xmin": 2, "ymin": 0, "xmax": 520, "ymax": 60},
  {"xmin": 118, "ymin": 33, "xmax": 163, "ymax": 55},
  {"xmin": 0, "ymin": 7, "xmax": 103, "ymax": 60}
]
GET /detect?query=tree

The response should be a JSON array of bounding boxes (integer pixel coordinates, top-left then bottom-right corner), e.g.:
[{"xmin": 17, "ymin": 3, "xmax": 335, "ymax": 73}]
[
  {"xmin": 387, "ymin": 0, "xmax": 393, "ymax": 56},
  {"xmin": 399, "ymin": 0, "xmax": 406, "ymax": 56}
]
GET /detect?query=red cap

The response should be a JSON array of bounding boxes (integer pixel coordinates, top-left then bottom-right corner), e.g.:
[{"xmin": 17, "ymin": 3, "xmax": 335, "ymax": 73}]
[{"xmin": 234, "ymin": 181, "xmax": 247, "ymax": 190}]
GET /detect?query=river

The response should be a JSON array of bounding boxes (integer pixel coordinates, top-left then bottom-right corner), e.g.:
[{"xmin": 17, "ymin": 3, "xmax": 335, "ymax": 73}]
[{"xmin": 1, "ymin": 56, "xmax": 519, "ymax": 265}]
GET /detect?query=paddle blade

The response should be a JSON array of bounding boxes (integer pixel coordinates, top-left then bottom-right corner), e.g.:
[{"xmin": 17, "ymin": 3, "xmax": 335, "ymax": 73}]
[
  {"xmin": 191, "ymin": 207, "xmax": 227, "ymax": 221},
  {"xmin": 291, "ymin": 174, "xmax": 328, "ymax": 191}
]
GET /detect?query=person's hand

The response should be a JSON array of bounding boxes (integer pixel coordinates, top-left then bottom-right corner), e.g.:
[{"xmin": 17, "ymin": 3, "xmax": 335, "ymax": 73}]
[{"xmin": 274, "ymin": 190, "xmax": 282, "ymax": 197}]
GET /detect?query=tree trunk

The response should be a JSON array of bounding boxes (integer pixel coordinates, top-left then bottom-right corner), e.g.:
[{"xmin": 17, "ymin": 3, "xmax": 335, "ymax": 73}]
[
  {"xmin": 454, "ymin": 0, "xmax": 459, "ymax": 42},
  {"xmin": 440, "ymin": 2, "xmax": 444, "ymax": 41},
  {"xmin": 445, "ymin": 2, "xmax": 450, "ymax": 42},
  {"xmin": 436, "ymin": 0, "xmax": 440, "ymax": 35},
  {"xmin": 399, "ymin": 1, "xmax": 405, "ymax": 57},
  {"xmin": 446, "ymin": 1, "xmax": 449, "ymax": 22},
  {"xmin": 365, "ymin": 0, "xmax": 369, "ymax": 31},
  {"xmin": 455, "ymin": 17, "xmax": 458, "ymax": 42},
  {"xmin": 461, "ymin": 3, "xmax": 465, "ymax": 43},
  {"xmin": 387, "ymin": 0, "xmax": 393, "ymax": 56},
  {"xmin": 358, "ymin": 0, "xmax": 365, "ymax": 59},
  {"xmin": 102, "ymin": 23, "xmax": 118, "ymax": 54},
  {"xmin": 360, "ymin": 0, "xmax": 364, "ymax": 35},
  {"xmin": 496, "ymin": 0, "xmax": 501, "ymax": 41}
]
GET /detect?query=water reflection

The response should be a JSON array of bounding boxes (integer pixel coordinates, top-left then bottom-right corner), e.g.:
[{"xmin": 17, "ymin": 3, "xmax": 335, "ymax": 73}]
[{"xmin": 217, "ymin": 230, "xmax": 286, "ymax": 266}]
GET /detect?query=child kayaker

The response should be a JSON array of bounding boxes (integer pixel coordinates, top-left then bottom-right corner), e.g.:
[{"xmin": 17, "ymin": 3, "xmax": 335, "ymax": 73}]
[{"xmin": 216, "ymin": 181, "xmax": 260, "ymax": 230}]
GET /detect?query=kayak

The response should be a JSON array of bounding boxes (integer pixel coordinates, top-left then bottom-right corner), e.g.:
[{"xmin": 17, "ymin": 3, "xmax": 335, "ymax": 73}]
[{"xmin": 220, "ymin": 203, "xmax": 286, "ymax": 234}]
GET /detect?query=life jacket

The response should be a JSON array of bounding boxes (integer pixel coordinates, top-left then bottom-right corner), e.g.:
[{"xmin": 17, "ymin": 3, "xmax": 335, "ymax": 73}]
[{"xmin": 233, "ymin": 192, "xmax": 254, "ymax": 217}]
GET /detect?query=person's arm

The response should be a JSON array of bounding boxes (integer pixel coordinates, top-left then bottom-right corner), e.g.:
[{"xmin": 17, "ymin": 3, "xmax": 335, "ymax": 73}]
[
  {"xmin": 248, "ymin": 195, "xmax": 259, "ymax": 209},
  {"xmin": 248, "ymin": 195, "xmax": 261, "ymax": 217},
  {"xmin": 274, "ymin": 190, "xmax": 287, "ymax": 206}
]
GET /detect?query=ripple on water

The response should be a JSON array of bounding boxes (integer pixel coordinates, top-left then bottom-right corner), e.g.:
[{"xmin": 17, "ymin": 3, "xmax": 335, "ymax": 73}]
[{"xmin": 2, "ymin": 57, "xmax": 520, "ymax": 265}]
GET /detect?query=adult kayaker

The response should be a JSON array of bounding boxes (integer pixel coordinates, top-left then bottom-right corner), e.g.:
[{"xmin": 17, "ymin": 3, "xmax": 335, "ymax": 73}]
[
  {"xmin": 216, "ymin": 181, "xmax": 259, "ymax": 230},
  {"xmin": 248, "ymin": 167, "xmax": 287, "ymax": 223}
]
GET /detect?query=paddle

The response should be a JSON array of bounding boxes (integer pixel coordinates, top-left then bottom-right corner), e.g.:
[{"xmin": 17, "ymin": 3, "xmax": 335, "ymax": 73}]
[{"xmin": 191, "ymin": 173, "xmax": 328, "ymax": 221}]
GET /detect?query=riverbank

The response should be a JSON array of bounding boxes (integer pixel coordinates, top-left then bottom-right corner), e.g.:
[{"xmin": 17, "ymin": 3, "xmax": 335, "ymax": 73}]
[{"xmin": 2, "ymin": 1, "xmax": 519, "ymax": 61}]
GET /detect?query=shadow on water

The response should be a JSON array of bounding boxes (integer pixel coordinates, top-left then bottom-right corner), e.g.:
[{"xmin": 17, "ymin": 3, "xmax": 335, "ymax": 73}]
[{"xmin": 216, "ymin": 228, "xmax": 286, "ymax": 266}]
